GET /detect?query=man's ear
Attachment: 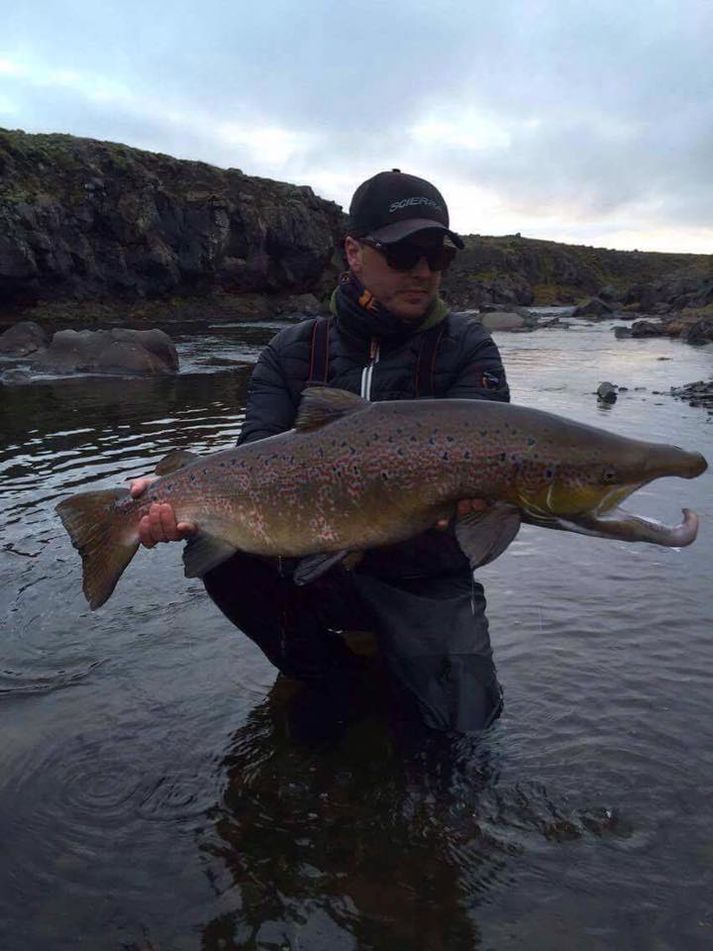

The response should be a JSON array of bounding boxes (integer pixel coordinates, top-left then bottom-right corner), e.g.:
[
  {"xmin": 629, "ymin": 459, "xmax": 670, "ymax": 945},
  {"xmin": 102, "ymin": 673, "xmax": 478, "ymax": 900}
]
[{"xmin": 344, "ymin": 236, "xmax": 363, "ymax": 273}]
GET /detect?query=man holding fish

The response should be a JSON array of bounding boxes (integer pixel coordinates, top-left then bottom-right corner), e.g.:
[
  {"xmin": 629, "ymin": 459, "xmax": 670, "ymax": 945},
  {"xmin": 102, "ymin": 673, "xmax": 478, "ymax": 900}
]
[
  {"xmin": 61, "ymin": 171, "xmax": 701, "ymax": 733},
  {"xmin": 131, "ymin": 170, "xmax": 512, "ymax": 732}
]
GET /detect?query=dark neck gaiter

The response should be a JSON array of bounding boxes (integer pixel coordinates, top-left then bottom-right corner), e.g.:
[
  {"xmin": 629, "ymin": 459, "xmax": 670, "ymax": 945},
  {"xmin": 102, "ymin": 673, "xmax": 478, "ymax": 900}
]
[{"xmin": 331, "ymin": 272, "xmax": 448, "ymax": 342}]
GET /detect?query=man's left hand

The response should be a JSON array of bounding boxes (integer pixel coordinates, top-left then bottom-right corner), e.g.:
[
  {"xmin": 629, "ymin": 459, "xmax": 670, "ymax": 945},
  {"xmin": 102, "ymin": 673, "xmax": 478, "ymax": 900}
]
[{"xmin": 435, "ymin": 498, "xmax": 489, "ymax": 531}]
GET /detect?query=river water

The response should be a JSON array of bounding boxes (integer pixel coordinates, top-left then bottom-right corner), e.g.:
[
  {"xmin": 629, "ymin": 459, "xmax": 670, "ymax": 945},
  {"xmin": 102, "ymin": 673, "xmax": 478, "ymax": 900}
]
[{"xmin": 1, "ymin": 316, "xmax": 712, "ymax": 950}]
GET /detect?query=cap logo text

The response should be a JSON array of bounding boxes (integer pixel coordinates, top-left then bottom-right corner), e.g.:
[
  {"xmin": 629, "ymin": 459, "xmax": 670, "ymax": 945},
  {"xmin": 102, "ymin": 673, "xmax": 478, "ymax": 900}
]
[{"xmin": 388, "ymin": 196, "xmax": 442, "ymax": 214}]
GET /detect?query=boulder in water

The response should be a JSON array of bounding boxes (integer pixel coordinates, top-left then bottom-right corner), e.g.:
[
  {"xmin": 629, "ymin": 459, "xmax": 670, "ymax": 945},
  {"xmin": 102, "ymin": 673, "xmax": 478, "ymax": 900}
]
[
  {"xmin": 33, "ymin": 327, "xmax": 179, "ymax": 375},
  {"xmin": 0, "ymin": 320, "xmax": 49, "ymax": 355},
  {"xmin": 597, "ymin": 381, "xmax": 618, "ymax": 404}
]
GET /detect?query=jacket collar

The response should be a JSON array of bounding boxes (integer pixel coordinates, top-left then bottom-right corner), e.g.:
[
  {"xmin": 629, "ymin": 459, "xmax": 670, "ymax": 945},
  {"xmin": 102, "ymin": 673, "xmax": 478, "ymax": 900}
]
[{"xmin": 330, "ymin": 272, "xmax": 449, "ymax": 341}]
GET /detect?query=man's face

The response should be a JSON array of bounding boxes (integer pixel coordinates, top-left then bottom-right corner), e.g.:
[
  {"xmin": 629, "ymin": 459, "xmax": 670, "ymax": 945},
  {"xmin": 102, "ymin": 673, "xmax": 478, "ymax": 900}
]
[{"xmin": 344, "ymin": 231, "xmax": 447, "ymax": 322}]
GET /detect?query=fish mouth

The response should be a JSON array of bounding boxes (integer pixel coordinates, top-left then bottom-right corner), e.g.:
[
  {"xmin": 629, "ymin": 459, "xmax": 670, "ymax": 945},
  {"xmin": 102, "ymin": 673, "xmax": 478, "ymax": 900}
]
[{"xmin": 524, "ymin": 505, "xmax": 700, "ymax": 548}]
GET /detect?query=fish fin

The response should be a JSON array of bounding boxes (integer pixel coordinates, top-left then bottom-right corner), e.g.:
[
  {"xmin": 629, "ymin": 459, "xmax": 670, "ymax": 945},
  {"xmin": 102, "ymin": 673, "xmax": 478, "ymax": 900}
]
[
  {"xmin": 182, "ymin": 533, "xmax": 239, "ymax": 578},
  {"xmin": 293, "ymin": 550, "xmax": 352, "ymax": 585},
  {"xmin": 154, "ymin": 449, "xmax": 200, "ymax": 476},
  {"xmin": 455, "ymin": 502, "xmax": 522, "ymax": 569},
  {"xmin": 295, "ymin": 387, "xmax": 368, "ymax": 432},
  {"xmin": 56, "ymin": 489, "xmax": 139, "ymax": 610}
]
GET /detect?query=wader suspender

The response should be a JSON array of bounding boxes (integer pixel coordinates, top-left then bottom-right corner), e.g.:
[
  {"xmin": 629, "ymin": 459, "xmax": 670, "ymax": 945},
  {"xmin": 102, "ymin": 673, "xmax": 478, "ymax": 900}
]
[
  {"xmin": 306, "ymin": 316, "xmax": 446, "ymax": 395},
  {"xmin": 306, "ymin": 317, "xmax": 332, "ymax": 385},
  {"xmin": 414, "ymin": 321, "xmax": 447, "ymax": 398}
]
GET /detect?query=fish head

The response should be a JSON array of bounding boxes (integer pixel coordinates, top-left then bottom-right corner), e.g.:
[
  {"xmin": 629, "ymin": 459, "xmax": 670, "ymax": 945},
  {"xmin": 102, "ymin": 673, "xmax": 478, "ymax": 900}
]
[{"xmin": 517, "ymin": 441, "xmax": 707, "ymax": 520}]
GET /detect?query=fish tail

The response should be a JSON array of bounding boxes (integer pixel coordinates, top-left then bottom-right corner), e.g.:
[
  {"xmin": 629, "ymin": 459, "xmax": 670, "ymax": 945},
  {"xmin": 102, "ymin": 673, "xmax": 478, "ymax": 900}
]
[{"xmin": 56, "ymin": 488, "xmax": 139, "ymax": 609}]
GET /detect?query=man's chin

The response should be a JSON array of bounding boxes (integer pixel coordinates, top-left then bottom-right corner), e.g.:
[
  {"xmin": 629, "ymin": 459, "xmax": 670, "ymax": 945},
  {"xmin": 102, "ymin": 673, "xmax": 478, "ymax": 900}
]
[{"xmin": 391, "ymin": 294, "xmax": 433, "ymax": 321}]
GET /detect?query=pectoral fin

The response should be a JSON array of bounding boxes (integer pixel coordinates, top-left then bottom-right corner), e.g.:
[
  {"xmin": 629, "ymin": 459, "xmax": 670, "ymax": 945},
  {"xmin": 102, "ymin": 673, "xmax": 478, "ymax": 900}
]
[
  {"xmin": 455, "ymin": 503, "xmax": 522, "ymax": 569},
  {"xmin": 183, "ymin": 533, "xmax": 238, "ymax": 578},
  {"xmin": 294, "ymin": 550, "xmax": 353, "ymax": 585}
]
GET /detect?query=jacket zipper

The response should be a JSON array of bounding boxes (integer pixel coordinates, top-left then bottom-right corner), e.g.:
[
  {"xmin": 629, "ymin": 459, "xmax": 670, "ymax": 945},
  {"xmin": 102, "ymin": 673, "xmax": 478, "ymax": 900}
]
[{"xmin": 360, "ymin": 338, "xmax": 380, "ymax": 400}]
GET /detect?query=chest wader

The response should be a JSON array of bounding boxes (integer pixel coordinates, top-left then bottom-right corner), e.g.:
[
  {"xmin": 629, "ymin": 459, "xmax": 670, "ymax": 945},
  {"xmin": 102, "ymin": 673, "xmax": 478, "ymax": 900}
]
[{"xmin": 203, "ymin": 318, "xmax": 502, "ymax": 732}]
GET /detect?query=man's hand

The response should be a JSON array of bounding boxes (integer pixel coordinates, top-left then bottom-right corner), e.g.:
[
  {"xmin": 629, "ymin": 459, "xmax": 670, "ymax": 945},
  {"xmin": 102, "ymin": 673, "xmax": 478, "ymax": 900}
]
[
  {"xmin": 130, "ymin": 477, "xmax": 196, "ymax": 548},
  {"xmin": 435, "ymin": 498, "xmax": 490, "ymax": 531}
]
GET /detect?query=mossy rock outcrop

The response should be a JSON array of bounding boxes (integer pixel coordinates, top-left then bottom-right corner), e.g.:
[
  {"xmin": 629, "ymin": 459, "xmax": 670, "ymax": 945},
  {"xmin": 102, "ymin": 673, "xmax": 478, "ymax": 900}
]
[{"xmin": 0, "ymin": 128, "xmax": 344, "ymax": 311}]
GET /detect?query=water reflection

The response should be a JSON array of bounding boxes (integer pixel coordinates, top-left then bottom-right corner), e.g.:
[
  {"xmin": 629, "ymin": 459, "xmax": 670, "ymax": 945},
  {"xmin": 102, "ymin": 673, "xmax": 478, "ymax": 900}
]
[
  {"xmin": 201, "ymin": 670, "xmax": 492, "ymax": 949},
  {"xmin": 199, "ymin": 665, "xmax": 628, "ymax": 950}
]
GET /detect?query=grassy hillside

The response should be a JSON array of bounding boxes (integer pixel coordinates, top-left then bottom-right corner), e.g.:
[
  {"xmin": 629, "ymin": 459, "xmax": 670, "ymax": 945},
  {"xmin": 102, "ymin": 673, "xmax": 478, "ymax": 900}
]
[{"xmin": 442, "ymin": 233, "xmax": 712, "ymax": 307}]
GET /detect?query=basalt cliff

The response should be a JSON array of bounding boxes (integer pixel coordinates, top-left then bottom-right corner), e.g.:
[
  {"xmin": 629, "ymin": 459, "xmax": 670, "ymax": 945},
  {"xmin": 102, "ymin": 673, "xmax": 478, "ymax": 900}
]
[
  {"xmin": 1, "ymin": 128, "xmax": 712, "ymax": 327},
  {"xmin": 0, "ymin": 128, "xmax": 344, "ymax": 324}
]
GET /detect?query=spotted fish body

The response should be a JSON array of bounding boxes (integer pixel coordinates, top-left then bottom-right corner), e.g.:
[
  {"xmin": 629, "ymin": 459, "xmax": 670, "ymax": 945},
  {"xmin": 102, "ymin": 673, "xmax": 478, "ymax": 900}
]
[{"xmin": 56, "ymin": 388, "xmax": 707, "ymax": 609}]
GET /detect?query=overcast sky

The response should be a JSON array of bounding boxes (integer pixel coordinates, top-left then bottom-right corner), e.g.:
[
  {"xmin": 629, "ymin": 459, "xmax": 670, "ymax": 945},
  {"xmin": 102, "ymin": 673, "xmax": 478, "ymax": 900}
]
[{"xmin": 2, "ymin": 1, "xmax": 712, "ymax": 253}]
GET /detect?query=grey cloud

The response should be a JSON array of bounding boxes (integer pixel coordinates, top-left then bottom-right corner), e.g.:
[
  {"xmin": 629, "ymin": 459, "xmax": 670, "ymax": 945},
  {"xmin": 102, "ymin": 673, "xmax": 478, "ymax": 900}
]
[{"xmin": 2, "ymin": 0, "xmax": 713, "ymax": 247}]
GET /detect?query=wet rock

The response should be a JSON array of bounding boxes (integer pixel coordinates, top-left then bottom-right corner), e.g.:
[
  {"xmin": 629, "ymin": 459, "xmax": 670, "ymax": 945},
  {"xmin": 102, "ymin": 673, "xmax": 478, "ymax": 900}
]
[
  {"xmin": 479, "ymin": 310, "xmax": 530, "ymax": 331},
  {"xmin": 572, "ymin": 296, "xmax": 615, "ymax": 319},
  {"xmin": 0, "ymin": 367, "xmax": 32, "ymax": 385},
  {"xmin": 596, "ymin": 381, "xmax": 618, "ymax": 403},
  {"xmin": 630, "ymin": 319, "xmax": 668, "ymax": 338},
  {"xmin": 537, "ymin": 315, "xmax": 571, "ymax": 329},
  {"xmin": 200, "ymin": 356, "xmax": 246, "ymax": 367},
  {"xmin": 275, "ymin": 292, "xmax": 323, "ymax": 317},
  {"xmin": 670, "ymin": 379, "xmax": 713, "ymax": 410},
  {"xmin": 32, "ymin": 327, "xmax": 178, "ymax": 375},
  {"xmin": 614, "ymin": 325, "xmax": 632, "ymax": 339},
  {"xmin": 0, "ymin": 320, "xmax": 49, "ymax": 355},
  {"xmin": 682, "ymin": 318, "xmax": 713, "ymax": 345}
]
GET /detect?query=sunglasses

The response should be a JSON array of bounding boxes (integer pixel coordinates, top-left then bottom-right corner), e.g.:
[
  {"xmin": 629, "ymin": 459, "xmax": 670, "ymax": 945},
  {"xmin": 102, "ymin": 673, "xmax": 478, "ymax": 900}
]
[{"xmin": 360, "ymin": 237, "xmax": 457, "ymax": 272}]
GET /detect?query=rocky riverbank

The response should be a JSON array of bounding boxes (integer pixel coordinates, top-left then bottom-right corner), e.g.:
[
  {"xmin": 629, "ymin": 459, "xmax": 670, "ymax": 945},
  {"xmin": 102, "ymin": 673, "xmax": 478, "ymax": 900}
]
[
  {"xmin": 0, "ymin": 129, "xmax": 343, "ymax": 326},
  {"xmin": 2, "ymin": 128, "xmax": 713, "ymax": 334}
]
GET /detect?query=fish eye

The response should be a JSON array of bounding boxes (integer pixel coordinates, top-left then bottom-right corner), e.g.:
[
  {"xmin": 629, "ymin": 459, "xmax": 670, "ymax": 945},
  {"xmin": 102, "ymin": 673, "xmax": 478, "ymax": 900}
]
[{"xmin": 601, "ymin": 467, "xmax": 618, "ymax": 483}]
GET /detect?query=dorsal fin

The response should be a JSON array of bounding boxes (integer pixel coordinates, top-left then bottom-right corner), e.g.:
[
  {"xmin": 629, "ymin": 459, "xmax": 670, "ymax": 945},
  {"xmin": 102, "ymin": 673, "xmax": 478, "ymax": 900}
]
[
  {"xmin": 295, "ymin": 387, "xmax": 368, "ymax": 432},
  {"xmin": 154, "ymin": 449, "xmax": 200, "ymax": 476}
]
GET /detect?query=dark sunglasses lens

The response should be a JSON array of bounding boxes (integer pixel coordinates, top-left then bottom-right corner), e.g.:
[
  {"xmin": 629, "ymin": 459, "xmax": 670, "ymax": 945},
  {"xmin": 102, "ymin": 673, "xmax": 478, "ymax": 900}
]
[
  {"xmin": 431, "ymin": 246, "xmax": 457, "ymax": 271},
  {"xmin": 384, "ymin": 244, "xmax": 456, "ymax": 272}
]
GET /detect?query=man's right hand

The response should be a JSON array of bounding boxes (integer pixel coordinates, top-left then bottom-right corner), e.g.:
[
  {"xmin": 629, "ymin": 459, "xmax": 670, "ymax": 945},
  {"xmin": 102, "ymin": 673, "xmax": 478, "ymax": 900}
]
[{"xmin": 130, "ymin": 477, "xmax": 197, "ymax": 548}]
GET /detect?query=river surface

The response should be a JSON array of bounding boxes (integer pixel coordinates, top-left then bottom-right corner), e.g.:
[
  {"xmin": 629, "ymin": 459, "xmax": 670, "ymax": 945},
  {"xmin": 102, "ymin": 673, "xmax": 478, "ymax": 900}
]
[{"xmin": 1, "ymin": 316, "xmax": 712, "ymax": 950}]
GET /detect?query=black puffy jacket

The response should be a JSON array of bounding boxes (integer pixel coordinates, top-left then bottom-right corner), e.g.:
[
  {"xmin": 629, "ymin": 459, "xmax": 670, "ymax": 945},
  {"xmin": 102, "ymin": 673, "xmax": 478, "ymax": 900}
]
[
  {"xmin": 239, "ymin": 307, "xmax": 510, "ymax": 445},
  {"xmin": 236, "ymin": 303, "xmax": 510, "ymax": 580}
]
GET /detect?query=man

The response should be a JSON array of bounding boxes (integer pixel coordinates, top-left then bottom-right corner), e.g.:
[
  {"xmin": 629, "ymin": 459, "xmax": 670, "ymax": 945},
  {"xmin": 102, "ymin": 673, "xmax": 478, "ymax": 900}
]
[{"xmin": 132, "ymin": 169, "xmax": 510, "ymax": 732}]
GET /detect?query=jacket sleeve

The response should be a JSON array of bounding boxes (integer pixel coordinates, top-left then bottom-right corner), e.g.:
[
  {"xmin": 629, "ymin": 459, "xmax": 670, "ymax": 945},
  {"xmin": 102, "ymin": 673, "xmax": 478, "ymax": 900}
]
[
  {"xmin": 444, "ymin": 321, "xmax": 510, "ymax": 403},
  {"xmin": 237, "ymin": 336, "xmax": 299, "ymax": 446}
]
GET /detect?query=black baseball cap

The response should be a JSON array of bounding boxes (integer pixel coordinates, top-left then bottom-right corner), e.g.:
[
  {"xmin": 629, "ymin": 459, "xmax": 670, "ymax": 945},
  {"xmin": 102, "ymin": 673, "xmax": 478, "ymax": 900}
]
[{"xmin": 347, "ymin": 169, "xmax": 464, "ymax": 248}]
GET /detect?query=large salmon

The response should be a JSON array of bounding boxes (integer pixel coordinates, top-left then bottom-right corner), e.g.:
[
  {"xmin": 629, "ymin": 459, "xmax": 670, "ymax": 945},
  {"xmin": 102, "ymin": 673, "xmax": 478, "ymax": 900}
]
[{"xmin": 56, "ymin": 387, "xmax": 707, "ymax": 609}]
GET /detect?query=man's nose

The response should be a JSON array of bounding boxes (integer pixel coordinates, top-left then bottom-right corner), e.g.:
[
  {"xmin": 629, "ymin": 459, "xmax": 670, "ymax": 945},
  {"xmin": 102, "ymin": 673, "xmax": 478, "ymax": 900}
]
[{"xmin": 410, "ymin": 255, "xmax": 433, "ymax": 277}]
